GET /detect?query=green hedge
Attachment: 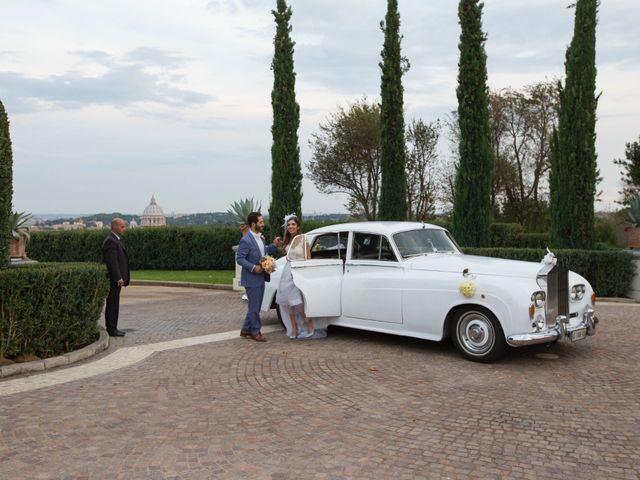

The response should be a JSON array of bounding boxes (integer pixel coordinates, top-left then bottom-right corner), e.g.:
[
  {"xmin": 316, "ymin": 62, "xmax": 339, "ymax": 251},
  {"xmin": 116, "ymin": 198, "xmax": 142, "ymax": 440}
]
[
  {"xmin": 428, "ymin": 221, "xmax": 525, "ymax": 248},
  {"xmin": 27, "ymin": 226, "xmax": 637, "ymax": 297},
  {"xmin": 513, "ymin": 233, "xmax": 549, "ymax": 249},
  {"xmin": 29, "ymin": 226, "xmax": 244, "ymax": 270},
  {"xmin": 0, "ymin": 263, "xmax": 109, "ymax": 358},
  {"xmin": 489, "ymin": 223, "xmax": 525, "ymax": 247},
  {"xmin": 433, "ymin": 221, "xmax": 620, "ymax": 250},
  {"xmin": 465, "ymin": 248, "xmax": 636, "ymax": 298}
]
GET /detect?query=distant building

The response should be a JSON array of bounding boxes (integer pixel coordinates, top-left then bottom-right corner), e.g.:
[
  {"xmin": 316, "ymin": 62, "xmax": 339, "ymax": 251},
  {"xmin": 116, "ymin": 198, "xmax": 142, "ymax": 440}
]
[
  {"xmin": 52, "ymin": 221, "xmax": 85, "ymax": 231},
  {"xmin": 140, "ymin": 195, "xmax": 166, "ymax": 227},
  {"xmin": 129, "ymin": 218, "xmax": 138, "ymax": 228}
]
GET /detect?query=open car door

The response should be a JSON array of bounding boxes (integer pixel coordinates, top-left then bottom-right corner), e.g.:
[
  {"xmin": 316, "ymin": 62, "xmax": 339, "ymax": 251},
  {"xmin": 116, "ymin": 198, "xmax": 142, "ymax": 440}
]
[{"xmin": 288, "ymin": 233, "xmax": 343, "ymax": 318}]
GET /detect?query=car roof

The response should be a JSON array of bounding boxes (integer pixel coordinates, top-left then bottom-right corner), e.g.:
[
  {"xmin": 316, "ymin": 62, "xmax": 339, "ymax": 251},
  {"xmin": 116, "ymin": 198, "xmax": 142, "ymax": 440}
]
[{"xmin": 307, "ymin": 221, "xmax": 447, "ymax": 236}]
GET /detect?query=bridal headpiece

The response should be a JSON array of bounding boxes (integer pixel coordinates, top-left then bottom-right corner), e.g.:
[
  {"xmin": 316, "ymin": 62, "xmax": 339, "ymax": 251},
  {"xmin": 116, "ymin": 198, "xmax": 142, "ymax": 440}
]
[{"xmin": 282, "ymin": 213, "xmax": 298, "ymax": 228}]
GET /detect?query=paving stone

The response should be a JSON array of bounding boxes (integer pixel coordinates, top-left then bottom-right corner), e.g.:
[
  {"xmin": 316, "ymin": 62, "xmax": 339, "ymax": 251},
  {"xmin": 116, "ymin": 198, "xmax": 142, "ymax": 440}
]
[{"xmin": 0, "ymin": 289, "xmax": 638, "ymax": 479}]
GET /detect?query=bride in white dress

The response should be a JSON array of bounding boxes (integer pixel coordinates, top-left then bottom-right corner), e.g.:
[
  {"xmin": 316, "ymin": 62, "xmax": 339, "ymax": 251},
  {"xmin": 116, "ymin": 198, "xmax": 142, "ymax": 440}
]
[{"xmin": 276, "ymin": 214, "xmax": 315, "ymax": 339}]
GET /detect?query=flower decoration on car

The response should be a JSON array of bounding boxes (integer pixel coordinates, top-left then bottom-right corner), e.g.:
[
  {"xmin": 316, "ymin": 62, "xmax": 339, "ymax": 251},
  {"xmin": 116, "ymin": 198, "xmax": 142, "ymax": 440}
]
[
  {"xmin": 459, "ymin": 268, "xmax": 477, "ymax": 298},
  {"xmin": 260, "ymin": 255, "xmax": 276, "ymax": 274}
]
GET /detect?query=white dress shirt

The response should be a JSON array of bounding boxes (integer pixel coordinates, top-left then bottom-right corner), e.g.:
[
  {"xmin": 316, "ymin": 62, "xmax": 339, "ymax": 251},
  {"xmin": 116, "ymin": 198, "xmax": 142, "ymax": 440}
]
[{"xmin": 251, "ymin": 230, "xmax": 265, "ymax": 257}]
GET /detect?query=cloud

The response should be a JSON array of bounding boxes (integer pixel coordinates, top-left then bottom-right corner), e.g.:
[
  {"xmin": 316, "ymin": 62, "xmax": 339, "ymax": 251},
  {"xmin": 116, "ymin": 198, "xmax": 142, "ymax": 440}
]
[
  {"xmin": 0, "ymin": 48, "xmax": 212, "ymax": 113},
  {"xmin": 123, "ymin": 47, "xmax": 191, "ymax": 69}
]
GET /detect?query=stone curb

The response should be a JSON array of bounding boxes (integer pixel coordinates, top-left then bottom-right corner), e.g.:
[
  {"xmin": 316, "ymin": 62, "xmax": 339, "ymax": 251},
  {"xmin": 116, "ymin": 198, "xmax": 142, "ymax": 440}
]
[
  {"xmin": 130, "ymin": 280, "xmax": 232, "ymax": 290},
  {"xmin": 0, "ymin": 327, "xmax": 110, "ymax": 379}
]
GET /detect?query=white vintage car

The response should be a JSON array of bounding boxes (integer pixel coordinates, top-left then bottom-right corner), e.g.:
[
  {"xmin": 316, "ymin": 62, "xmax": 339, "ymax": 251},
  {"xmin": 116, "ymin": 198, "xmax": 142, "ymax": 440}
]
[{"xmin": 261, "ymin": 222, "xmax": 598, "ymax": 363}]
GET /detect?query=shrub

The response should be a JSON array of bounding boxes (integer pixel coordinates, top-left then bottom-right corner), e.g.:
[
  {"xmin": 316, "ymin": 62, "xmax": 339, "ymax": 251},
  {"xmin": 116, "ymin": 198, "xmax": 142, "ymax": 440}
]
[
  {"xmin": 0, "ymin": 263, "xmax": 109, "ymax": 358},
  {"xmin": 125, "ymin": 226, "xmax": 240, "ymax": 270},
  {"xmin": 595, "ymin": 216, "xmax": 622, "ymax": 247},
  {"xmin": 490, "ymin": 223, "xmax": 525, "ymax": 247},
  {"xmin": 424, "ymin": 221, "xmax": 524, "ymax": 248},
  {"xmin": 427, "ymin": 219, "xmax": 451, "ymax": 231},
  {"xmin": 465, "ymin": 247, "xmax": 635, "ymax": 298},
  {"xmin": 28, "ymin": 226, "xmax": 244, "ymax": 270},
  {"xmin": 514, "ymin": 233, "xmax": 550, "ymax": 249}
]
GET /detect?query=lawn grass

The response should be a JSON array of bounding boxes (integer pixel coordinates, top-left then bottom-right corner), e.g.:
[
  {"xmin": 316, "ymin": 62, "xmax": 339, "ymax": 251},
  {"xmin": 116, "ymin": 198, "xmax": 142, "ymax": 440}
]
[{"xmin": 131, "ymin": 270, "xmax": 235, "ymax": 285}]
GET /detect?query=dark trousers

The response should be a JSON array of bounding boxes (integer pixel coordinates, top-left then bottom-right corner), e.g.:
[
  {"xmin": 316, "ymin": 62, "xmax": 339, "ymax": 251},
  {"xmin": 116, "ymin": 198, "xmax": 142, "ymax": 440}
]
[
  {"xmin": 242, "ymin": 285, "xmax": 265, "ymax": 336},
  {"xmin": 105, "ymin": 284, "xmax": 122, "ymax": 333}
]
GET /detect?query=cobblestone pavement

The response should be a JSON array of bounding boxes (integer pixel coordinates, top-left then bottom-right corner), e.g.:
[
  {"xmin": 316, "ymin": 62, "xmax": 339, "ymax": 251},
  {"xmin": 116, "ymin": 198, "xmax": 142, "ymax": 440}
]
[{"xmin": 1, "ymin": 286, "xmax": 639, "ymax": 480}]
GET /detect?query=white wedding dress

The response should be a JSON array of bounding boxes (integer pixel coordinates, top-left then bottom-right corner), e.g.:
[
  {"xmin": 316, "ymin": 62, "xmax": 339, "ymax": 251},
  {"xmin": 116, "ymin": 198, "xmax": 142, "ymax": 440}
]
[{"xmin": 276, "ymin": 242, "xmax": 327, "ymax": 338}]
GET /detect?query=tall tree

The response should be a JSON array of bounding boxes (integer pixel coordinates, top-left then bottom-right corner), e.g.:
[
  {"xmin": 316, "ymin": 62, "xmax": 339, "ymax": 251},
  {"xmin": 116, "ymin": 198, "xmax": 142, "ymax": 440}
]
[
  {"xmin": 0, "ymin": 100, "xmax": 13, "ymax": 267},
  {"xmin": 549, "ymin": 0, "xmax": 599, "ymax": 248},
  {"xmin": 307, "ymin": 99, "xmax": 381, "ymax": 220},
  {"xmin": 308, "ymin": 98, "xmax": 444, "ymax": 221},
  {"xmin": 490, "ymin": 82, "xmax": 559, "ymax": 231},
  {"xmin": 268, "ymin": 0, "xmax": 302, "ymax": 236},
  {"xmin": 406, "ymin": 119, "xmax": 441, "ymax": 220},
  {"xmin": 452, "ymin": 0, "xmax": 494, "ymax": 247},
  {"xmin": 614, "ymin": 136, "xmax": 640, "ymax": 206},
  {"xmin": 378, "ymin": 0, "xmax": 408, "ymax": 220}
]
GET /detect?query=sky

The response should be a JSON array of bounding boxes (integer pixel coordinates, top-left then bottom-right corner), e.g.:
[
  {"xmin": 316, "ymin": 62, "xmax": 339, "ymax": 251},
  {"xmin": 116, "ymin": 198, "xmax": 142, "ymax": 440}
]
[{"xmin": 1, "ymin": 0, "xmax": 639, "ymax": 216}]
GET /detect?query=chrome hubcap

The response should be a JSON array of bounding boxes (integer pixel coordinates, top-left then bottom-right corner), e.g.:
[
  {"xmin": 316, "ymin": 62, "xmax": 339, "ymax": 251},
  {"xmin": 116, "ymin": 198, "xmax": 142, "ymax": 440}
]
[
  {"xmin": 468, "ymin": 323, "xmax": 486, "ymax": 343},
  {"xmin": 458, "ymin": 313, "xmax": 495, "ymax": 355}
]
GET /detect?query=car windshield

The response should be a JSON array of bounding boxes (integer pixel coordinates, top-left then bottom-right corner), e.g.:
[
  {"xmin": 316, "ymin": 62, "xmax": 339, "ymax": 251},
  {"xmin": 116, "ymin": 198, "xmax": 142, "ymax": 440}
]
[{"xmin": 393, "ymin": 229, "xmax": 459, "ymax": 258}]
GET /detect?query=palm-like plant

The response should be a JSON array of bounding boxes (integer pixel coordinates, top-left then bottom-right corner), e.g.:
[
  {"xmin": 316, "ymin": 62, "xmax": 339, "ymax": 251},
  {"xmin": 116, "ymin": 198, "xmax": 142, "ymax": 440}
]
[
  {"xmin": 625, "ymin": 195, "xmax": 640, "ymax": 228},
  {"xmin": 227, "ymin": 197, "xmax": 262, "ymax": 225},
  {"xmin": 10, "ymin": 211, "xmax": 32, "ymax": 242}
]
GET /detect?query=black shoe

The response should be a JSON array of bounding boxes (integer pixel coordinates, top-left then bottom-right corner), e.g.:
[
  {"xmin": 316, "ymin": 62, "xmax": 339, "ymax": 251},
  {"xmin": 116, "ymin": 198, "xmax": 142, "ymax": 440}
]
[{"xmin": 108, "ymin": 330, "xmax": 125, "ymax": 337}]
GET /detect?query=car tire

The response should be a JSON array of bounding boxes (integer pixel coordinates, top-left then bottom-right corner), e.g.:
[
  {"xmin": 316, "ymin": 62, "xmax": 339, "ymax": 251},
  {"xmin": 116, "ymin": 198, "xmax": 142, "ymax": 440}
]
[{"xmin": 451, "ymin": 307, "xmax": 507, "ymax": 363}]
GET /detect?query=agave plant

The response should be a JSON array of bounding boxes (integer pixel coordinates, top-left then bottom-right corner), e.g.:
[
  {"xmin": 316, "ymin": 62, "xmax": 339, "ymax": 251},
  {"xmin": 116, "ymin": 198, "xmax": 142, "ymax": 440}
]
[
  {"xmin": 10, "ymin": 211, "xmax": 32, "ymax": 242},
  {"xmin": 227, "ymin": 197, "xmax": 262, "ymax": 224},
  {"xmin": 625, "ymin": 195, "xmax": 640, "ymax": 228}
]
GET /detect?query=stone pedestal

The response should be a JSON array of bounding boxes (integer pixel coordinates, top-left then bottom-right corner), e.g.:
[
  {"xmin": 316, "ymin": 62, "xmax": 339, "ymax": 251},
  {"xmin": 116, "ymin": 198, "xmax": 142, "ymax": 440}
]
[
  {"xmin": 10, "ymin": 235, "xmax": 27, "ymax": 259},
  {"xmin": 232, "ymin": 245, "xmax": 245, "ymax": 292},
  {"xmin": 629, "ymin": 256, "xmax": 640, "ymax": 301}
]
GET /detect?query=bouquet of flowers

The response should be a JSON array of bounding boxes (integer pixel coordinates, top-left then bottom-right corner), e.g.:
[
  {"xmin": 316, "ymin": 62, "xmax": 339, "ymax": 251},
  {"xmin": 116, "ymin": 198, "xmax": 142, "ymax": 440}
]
[
  {"xmin": 459, "ymin": 268, "xmax": 476, "ymax": 297},
  {"xmin": 459, "ymin": 280, "xmax": 476, "ymax": 298},
  {"xmin": 260, "ymin": 255, "xmax": 276, "ymax": 274}
]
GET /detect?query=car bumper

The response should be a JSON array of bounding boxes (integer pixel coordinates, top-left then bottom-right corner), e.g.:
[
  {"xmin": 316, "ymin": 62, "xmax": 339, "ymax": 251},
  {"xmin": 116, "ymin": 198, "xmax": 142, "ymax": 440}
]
[{"xmin": 506, "ymin": 306, "xmax": 598, "ymax": 347}]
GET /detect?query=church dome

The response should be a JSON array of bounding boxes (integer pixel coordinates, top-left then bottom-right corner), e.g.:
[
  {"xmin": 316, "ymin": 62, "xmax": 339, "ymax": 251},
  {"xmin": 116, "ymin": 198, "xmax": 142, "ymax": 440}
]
[{"xmin": 140, "ymin": 195, "xmax": 166, "ymax": 227}]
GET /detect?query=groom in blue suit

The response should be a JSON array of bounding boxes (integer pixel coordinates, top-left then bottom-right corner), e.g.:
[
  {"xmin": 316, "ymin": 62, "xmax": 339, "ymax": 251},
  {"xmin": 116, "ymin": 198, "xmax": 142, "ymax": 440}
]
[{"xmin": 236, "ymin": 212, "xmax": 281, "ymax": 341}]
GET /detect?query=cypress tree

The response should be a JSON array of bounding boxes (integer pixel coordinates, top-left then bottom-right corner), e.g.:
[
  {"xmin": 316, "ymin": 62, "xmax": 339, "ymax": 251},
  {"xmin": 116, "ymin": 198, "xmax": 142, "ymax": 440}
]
[
  {"xmin": 452, "ymin": 0, "xmax": 494, "ymax": 247},
  {"xmin": 549, "ymin": 0, "xmax": 599, "ymax": 248},
  {"xmin": 268, "ymin": 0, "xmax": 302, "ymax": 236},
  {"xmin": 0, "ymin": 100, "xmax": 13, "ymax": 268},
  {"xmin": 378, "ymin": 0, "xmax": 408, "ymax": 221}
]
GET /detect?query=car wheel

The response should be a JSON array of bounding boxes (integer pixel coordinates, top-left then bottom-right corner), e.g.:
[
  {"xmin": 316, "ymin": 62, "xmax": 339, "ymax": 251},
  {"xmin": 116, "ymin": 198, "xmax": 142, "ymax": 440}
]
[{"xmin": 452, "ymin": 308, "xmax": 506, "ymax": 363}]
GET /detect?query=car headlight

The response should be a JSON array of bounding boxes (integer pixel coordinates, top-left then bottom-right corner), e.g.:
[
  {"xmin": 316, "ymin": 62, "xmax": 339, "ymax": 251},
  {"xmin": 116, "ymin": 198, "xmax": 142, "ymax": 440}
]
[
  {"xmin": 571, "ymin": 284, "xmax": 586, "ymax": 301},
  {"xmin": 531, "ymin": 291, "xmax": 546, "ymax": 308}
]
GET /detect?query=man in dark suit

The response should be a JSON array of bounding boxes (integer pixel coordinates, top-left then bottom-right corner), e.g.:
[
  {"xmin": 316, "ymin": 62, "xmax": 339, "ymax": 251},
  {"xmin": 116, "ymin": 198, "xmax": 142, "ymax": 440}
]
[
  {"xmin": 101, "ymin": 218, "xmax": 130, "ymax": 337},
  {"xmin": 236, "ymin": 212, "xmax": 281, "ymax": 342}
]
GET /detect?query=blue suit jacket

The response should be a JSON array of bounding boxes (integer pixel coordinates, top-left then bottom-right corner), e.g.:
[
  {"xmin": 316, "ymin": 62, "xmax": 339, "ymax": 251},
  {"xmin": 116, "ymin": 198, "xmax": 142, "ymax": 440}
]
[{"xmin": 236, "ymin": 232, "xmax": 278, "ymax": 288}]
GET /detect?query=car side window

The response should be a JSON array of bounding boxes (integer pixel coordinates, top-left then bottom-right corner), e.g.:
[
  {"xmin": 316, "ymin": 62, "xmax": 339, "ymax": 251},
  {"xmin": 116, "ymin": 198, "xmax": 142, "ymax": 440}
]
[
  {"xmin": 287, "ymin": 234, "xmax": 308, "ymax": 261},
  {"xmin": 352, "ymin": 233, "xmax": 397, "ymax": 262},
  {"xmin": 379, "ymin": 236, "xmax": 397, "ymax": 261},
  {"xmin": 310, "ymin": 233, "xmax": 347, "ymax": 260}
]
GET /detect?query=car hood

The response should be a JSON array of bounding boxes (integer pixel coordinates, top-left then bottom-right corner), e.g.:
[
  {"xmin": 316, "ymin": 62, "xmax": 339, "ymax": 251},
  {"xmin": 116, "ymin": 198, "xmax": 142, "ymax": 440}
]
[{"xmin": 406, "ymin": 253, "xmax": 544, "ymax": 279}]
